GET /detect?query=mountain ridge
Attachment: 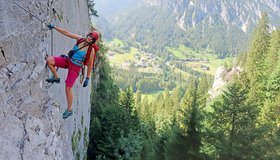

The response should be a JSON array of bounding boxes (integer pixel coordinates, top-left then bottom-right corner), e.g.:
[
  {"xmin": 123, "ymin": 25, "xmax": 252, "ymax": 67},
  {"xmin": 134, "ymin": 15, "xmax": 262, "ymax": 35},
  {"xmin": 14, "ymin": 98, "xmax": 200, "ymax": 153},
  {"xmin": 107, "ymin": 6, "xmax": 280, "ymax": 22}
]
[
  {"xmin": 94, "ymin": 0, "xmax": 280, "ymax": 56},
  {"xmin": 143, "ymin": 0, "xmax": 280, "ymax": 32}
]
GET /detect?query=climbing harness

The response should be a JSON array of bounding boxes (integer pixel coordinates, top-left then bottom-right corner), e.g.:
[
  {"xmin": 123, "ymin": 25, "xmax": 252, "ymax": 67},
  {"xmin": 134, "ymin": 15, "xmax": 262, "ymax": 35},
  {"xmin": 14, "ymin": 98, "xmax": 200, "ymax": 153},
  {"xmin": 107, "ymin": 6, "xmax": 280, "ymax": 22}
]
[
  {"xmin": 69, "ymin": 44, "xmax": 86, "ymax": 84},
  {"xmin": 69, "ymin": 38, "xmax": 96, "ymax": 84}
]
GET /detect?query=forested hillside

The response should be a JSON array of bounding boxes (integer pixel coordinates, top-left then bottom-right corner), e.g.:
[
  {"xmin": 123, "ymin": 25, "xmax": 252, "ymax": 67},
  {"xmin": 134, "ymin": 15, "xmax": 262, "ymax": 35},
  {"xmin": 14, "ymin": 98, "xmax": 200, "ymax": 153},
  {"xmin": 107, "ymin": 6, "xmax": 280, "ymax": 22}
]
[
  {"xmin": 95, "ymin": 0, "xmax": 279, "ymax": 57},
  {"xmin": 87, "ymin": 13, "xmax": 280, "ymax": 159}
]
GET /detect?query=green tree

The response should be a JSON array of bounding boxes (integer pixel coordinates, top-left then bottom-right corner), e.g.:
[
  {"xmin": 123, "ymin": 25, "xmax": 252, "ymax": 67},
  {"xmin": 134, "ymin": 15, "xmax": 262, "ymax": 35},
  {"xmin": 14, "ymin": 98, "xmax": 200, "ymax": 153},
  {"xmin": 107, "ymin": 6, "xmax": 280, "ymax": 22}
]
[
  {"xmin": 165, "ymin": 79, "xmax": 203, "ymax": 160},
  {"xmin": 87, "ymin": 41, "xmax": 125, "ymax": 159},
  {"xmin": 208, "ymin": 82, "xmax": 259, "ymax": 160},
  {"xmin": 139, "ymin": 95, "xmax": 150, "ymax": 120},
  {"xmin": 114, "ymin": 130, "xmax": 142, "ymax": 159},
  {"xmin": 119, "ymin": 87, "xmax": 135, "ymax": 114},
  {"xmin": 254, "ymin": 28, "xmax": 280, "ymax": 160},
  {"xmin": 258, "ymin": 54, "xmax": 280, "ymax": 159},
  {"xmin": 171, "ymin": 86, "xmax": 182, "ymax": 112},
  {"xmin": 135, "ymin": 89, "xmax": 142, "ymax": 112},
  {"xmin": 88, "ymin": 0, "xmax": 98, "ymax": 17},
  {"xmin": 265, "ymin": 28, "xmax": 280, "ymax": 122},
  {"xmin": 265, "ymin": 29, "xmax": 280, "ymax": 72},
  {"xmin": 244, "ymin": 12, "xmax": 271, "ymax": 105},
  {"xmin": 139, "ymin": 121, "xmax": 157, "ymax": 160}
]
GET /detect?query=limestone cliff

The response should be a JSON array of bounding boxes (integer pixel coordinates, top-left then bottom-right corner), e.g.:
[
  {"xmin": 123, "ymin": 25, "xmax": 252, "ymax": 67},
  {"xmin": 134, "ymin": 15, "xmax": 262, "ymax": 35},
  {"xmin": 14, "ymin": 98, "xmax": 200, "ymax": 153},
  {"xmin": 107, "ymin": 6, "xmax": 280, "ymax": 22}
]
[
  {"xmin": 0, "ymin": 0, "xmax": 93, "ymax": 159},
  {"xmin": 209, "ymin": 65, "xmax": 242, "ymax": 100}
]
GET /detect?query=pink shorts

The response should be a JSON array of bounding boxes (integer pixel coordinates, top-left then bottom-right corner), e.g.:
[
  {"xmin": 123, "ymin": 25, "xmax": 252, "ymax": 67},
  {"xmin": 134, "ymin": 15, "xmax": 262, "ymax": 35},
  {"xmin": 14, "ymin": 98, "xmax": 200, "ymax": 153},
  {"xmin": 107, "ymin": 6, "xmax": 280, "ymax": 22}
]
[{"xmin": 53, "ymin": 56, "xmax": 81, "ymax": 88}]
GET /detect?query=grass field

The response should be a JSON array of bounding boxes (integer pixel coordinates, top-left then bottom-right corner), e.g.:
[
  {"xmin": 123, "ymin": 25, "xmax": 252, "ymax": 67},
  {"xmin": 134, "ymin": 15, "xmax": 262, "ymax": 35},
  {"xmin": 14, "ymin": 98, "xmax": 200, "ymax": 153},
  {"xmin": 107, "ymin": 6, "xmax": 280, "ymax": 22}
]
[
  {"xmin": 167, "ymin": 47, "xmax": 187, "ymax": 59},
  {"xmin": 109, "ymin": 48, "xmax": 137, "ymax": 65},
  {"xmin": 108, "ymin": 39, "xmax": 139, "ymax": 65},
  {"xmin": 141, "ymin": 91, "xmax": 163, "ymax": 103},
  {"xmin": 110, "ymin": 38, "xmax": 125, "ymax": 47},
  {"xmin": 167, "ymin": 45, "xmax": 231, "ymax": 76},
  {"xmin": 107, "ymin": 38, "xmax": 230, "ymax": 78},
  {"xmin": 107, "ymin": 39, "xmax": 164, "ymax": 72}
]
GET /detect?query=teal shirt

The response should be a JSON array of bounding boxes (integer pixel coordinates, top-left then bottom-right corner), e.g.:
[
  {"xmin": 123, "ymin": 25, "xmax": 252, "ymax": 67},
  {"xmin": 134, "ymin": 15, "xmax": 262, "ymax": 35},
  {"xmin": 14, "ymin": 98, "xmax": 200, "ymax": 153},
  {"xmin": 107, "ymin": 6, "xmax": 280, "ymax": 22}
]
[{"xmin": 71, "ymin": 45, "xmax": 87, "ymax": 66}]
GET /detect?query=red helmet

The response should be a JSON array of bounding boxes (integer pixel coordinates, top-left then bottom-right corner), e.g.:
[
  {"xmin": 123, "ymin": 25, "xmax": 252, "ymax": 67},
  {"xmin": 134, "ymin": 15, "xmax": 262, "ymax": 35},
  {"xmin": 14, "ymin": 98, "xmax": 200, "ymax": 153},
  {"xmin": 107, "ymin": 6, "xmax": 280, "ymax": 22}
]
[{"xmin": 89, "ymin": 31, "xmax": 99, "ymax": 41}]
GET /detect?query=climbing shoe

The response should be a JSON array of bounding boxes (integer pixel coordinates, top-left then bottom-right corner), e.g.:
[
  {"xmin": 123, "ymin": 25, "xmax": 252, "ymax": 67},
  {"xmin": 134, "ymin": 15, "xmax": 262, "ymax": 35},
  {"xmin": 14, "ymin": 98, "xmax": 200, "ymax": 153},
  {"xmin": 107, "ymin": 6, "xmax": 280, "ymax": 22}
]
[
  {"xmin": 46, "ymin": 76, "xmax": 60, "ymax": 83},
  {"xmin": 63, "ymin": 109, "xmax": 73, "ymax": 119}
]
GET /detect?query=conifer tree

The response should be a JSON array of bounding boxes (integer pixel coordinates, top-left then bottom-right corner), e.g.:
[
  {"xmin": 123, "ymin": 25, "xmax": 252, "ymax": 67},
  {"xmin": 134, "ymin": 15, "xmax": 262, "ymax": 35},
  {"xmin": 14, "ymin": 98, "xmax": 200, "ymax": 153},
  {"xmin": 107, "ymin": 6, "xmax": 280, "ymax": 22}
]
[
  {"xmin": 244, "ymin": 12, "xmax": 271, "ymax": 105},
  {"xmin": 265, "ymin": 29, "xmax": 280, "ymax": 73},
  {"xmin": 119, "ymin": 87, "xmax": 135, "ymax": 114},
  {"xmin": 208, "ymin": 82, "xmax": 259, "ymax": 160},
  {"xmin": 183, "ymin": 80, "xmax": 202, "ymax": 159},
  {"xmin": 171, "ymin": 86, "xmax": 182, "ymax": 105},
  {"xmin": 259, "ymin": 53, "xmax": 280, "ymax": 159},
  {"xmin": 87, "ymin": 41, "xmax": 123, "ymax": 159},
  {"xmin": 165, "ymin": 79, "xmax": 203, "ymax": 160},
  {"xmin": 261, "ymin": 29, "xmax": 280, "ymax": 121},
  {"xmin": 88, "ymin": 0, "xmax": 98, "ymax": 17},
  {"xmin": 135, "ymin": 89, "xmax": 142, "ymax": 112},
  {"xmin": 140, "ymin": 95, "xmax": 152, "ymax": 120},
  {"xmin": 251, "ymin": 27, "xmax": 280, "ymax": 160}
]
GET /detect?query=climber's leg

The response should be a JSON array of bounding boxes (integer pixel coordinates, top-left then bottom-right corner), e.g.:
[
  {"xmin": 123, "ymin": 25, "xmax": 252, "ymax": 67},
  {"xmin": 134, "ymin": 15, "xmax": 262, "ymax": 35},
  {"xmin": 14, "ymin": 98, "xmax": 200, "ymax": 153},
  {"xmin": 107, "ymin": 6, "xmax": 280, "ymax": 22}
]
[
  {"xmin": 46, "ymin": 56, "xmax": 69, "ymax": 83},
  {"xmin": 65, "ymin": 85, "xmax": 73, "ymax": 112},
  {"xmin": 64, "ymin": 64, "xmax": 80, "ymax": 112},
  {"xmin": 46, "ymin": 57, "xmax": 59, "ymax": 78},
  {"xmin": 63, "ymin": 85, "xmax": 73, "ymax": 119},
  {"xmin": 63, "ymin": 62, "xmax": 81, "ymax": 119}
]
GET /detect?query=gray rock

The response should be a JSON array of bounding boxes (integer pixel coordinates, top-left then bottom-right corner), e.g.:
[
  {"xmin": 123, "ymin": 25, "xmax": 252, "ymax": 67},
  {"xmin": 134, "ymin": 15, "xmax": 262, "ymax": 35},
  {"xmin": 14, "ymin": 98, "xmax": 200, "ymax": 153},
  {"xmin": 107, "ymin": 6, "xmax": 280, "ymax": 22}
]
[{"xmin": 0, "ymin": 0, "xmax": 94, "ymax": 159}]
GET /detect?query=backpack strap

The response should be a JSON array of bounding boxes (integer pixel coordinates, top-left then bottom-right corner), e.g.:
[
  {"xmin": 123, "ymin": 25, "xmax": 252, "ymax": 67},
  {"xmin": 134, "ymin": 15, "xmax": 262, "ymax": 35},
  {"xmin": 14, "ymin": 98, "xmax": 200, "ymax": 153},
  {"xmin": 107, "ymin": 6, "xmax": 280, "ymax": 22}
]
[
  {"xmin": 80, "ymin": 44, "xmax": 93, "ymax": 83},
  {"xmin": 79, "ymin": 43, "xmax": 99, "ymax": 83},
  {"xmin": 83, "ymin": 44, "xmax": 93, "ymax": 66},
  {"xmin": 69, "ymin": 38, "xmax": 90, "ymax": 59},
  {"xmin": 76, "ymin": 38, "xmax": 86, "ymax": 45},
  {"xmin": 74, "ymin": 38, "xmax": 89, "ymax": 52}
]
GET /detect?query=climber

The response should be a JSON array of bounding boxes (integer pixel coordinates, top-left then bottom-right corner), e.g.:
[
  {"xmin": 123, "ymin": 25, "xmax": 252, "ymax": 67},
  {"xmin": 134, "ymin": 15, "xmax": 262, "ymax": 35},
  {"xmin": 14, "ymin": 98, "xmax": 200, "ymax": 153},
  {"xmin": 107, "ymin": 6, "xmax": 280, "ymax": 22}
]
[{"xmin": 45, "ymin": 24, "xmax": 99, "ymax": 119}]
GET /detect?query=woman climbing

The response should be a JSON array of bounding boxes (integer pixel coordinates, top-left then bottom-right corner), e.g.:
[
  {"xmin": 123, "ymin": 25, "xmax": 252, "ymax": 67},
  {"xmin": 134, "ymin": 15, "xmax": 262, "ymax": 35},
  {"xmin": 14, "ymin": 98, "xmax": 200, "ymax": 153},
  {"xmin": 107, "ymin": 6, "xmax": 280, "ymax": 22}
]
[{"xmin": 45, "ymin": 24, "xmax": 99, "ymax": 119}]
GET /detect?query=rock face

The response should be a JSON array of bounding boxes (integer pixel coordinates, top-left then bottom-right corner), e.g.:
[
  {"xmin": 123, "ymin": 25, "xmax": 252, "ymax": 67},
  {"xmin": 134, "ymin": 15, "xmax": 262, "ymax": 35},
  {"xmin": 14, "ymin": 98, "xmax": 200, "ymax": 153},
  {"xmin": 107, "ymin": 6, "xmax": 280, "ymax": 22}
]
[
  {"xmin": 0, "ymin": 0, "xmax": 92, "ymax": 160},
  {"xmin": 208, "ymin": 66, "xmax": 227, "ymax": 100},
  {"xmin": 208, "ymin": 65, "xmax": 242, "ymax": 99}
]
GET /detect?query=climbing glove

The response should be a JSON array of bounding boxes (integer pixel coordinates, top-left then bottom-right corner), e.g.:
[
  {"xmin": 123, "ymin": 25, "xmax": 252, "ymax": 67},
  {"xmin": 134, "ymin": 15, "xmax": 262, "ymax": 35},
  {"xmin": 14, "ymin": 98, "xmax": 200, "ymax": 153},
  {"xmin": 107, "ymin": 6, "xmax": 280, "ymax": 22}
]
[
  {"xmin": 83, "ymin": 78, "xmax": 89, "ymax": 87},
  {"xmin": 47, "ymin": 24, "xmax": 55, "ymax": 29}
]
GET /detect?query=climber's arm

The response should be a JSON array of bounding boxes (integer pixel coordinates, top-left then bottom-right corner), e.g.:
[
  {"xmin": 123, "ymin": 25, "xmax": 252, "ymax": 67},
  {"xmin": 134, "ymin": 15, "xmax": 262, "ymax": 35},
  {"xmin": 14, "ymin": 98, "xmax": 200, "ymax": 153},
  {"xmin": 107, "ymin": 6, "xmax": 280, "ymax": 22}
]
[
  {"xmin": 86, "ymin": 49, "xmax": 95, "ymax": 79},
  {"xmin": 53, "ymin": 26, "xmax": 83, "ymax": 40}
]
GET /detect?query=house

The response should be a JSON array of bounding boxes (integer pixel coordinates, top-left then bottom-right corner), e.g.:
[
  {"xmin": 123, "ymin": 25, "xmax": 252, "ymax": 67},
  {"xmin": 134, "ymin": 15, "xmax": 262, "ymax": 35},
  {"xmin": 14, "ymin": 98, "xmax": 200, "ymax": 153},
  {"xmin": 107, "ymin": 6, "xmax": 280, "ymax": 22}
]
[{"xmin": 201, "ymin": 65, "xmax": 210, "ymax": 71}]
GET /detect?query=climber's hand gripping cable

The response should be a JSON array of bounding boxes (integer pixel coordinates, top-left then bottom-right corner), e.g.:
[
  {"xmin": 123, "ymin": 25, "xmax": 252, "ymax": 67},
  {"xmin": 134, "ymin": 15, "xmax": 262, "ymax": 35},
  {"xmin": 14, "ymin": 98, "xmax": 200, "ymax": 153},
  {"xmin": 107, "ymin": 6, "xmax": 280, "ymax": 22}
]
[{"xmin": 47, "ymin": 24, "xmax": 55, "ymax": 29}]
